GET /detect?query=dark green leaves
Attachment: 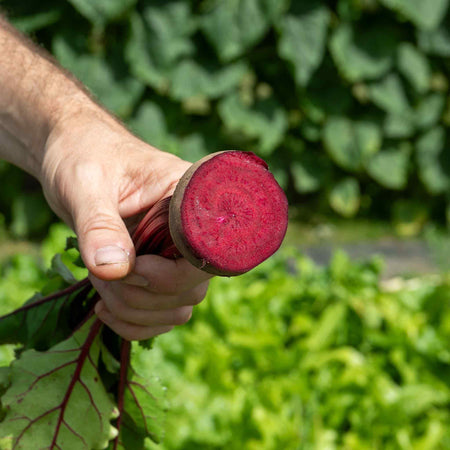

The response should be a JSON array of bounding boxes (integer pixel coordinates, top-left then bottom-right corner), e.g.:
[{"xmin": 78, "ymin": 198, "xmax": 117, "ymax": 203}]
[
  {"xmin": 218, "ymin": 93, "xmax": 288, "ymax": 156},
  {"xmin": 53, "ymin": 34, "xmax": 144, "ymax": 118},
  {"xmin": 67, "ymin": 0, "xmax": 136, "ymax": 26},
  {"xmin": 379, "ymin": 0, "xmax": 449, "ymax": 30},
  {"xmin": 330, "ymin": 23, "xmax": 398, "ymax": 82},
  {"xmin": 416, "ymin": 127, "xmax": 450, "ymax": 194},
  {"xmin": 201, "ymin": 0, "xmax": 283, "ymax": 62},
  {"xmin": 323, "ymin": 117, "xmax": 382, "ymax": 172},
  {"xmin": 278, "ymin": 2, "xmax": 330, "ymax": 86},
  {"xmin": 366, "ymin": 145, "xmax": 411, "ymax": 190}
]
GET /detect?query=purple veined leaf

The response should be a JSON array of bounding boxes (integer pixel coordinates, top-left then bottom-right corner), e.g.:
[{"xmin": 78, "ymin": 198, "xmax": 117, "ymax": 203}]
[
  {"xmin": 0, "ymin": 278, "xmax": 93, "ymax": 351},
  {"xmin": 110, "ymin": 341, "xmax": 167, "ymax": 449},
  {"xmin": 0, "ymin": 316, "xmax": 118, "ymax": 449}
]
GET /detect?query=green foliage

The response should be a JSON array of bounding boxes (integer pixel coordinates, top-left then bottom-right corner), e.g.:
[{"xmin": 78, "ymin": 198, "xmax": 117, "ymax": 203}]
[
  {"xmin": 1, "ymin": 0, "xmax": 450, "ymax": 231},
  {"xmin": 142, "ymin": 248, "xmax": 450, "ymax": 449},
  {"xmin": 3, "ymin": 228, "xmax": 450, "ymax": 447}
]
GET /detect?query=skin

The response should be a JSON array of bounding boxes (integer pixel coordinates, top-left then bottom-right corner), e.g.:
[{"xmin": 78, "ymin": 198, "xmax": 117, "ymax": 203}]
[{"xmin": 0, "ymin": 16, "xmax": 212, "ymax": 340}]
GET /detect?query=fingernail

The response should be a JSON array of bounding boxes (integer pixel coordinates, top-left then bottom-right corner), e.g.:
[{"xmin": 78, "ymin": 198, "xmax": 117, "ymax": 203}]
[
  {"xmin": 122, "ymin": 273, "xmax": 149, "ymax": 287},
  {"xmin": 95, "ymin": 245, "xmax": 129, "ymax": 266}
]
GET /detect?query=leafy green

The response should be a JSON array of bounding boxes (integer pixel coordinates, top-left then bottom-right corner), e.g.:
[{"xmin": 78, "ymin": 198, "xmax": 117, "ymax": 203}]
[
  {"xmin": 380, "ymin": 0, "xmax": 449, "ymax": 30},
  {"xmin": 366, "ymin": 144, "xmax": 411, "ymax": 190},
  {"xmin": 67, "ymin": 0, "xmax": 136, "ymax": 26},
  {"xmin": 323, "ymin": 117, "xmax": 382, "ymax": 171},
  {"xmin": 3, "ymin": 0, "xmax": 450, "ymax": 225},
  {"xmin": 0, "ymin": 318, "xmax": 116, "ymax": 449},
  {"xmin": 277, "ymin": 1, "xmax": 330, "ymax": 86},
  {"xmin": 53, "ymin": 33, "xmax": 144, "ymax": 118},
  {"xmin": 416, "ymin": 127, "xmax": 450, "ymax": 194},
  {"xmin": 330, "ymin": 23, "xmax": 398, "ymax": 82},
  {"xmin": 200, "ymin": 0, "xmax": 283, "ymax": 62},
  {"xmin": 328, "ymin": 177, "xmax": 360, "ymax": 217},
  {"xmin": 397, "ymin": 42, "xmax": 431, "ymax": 93},
  {"xmin": 218, "ymin": 93, "xmax": 288, "ymax": 156},
  {"xmin": 369, "ymin": 73, "xmax": 411, "ymax": 115}
]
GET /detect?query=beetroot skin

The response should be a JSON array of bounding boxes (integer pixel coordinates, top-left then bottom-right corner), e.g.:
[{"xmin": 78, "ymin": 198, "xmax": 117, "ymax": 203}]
[{"xmin": 169, "ymin": 151, "xmax": 288, "ymax": 276}]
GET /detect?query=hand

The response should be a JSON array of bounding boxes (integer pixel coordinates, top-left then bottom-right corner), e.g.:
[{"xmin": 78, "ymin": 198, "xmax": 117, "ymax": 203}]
[{"xmin": 41, "ymin": 109, "xmax": 212, "ymax": 340}]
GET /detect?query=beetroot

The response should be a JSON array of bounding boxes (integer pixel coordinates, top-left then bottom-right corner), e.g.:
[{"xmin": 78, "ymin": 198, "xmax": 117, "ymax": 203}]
[
  {"xmin": 133, "ymin": 151, "xmax": 288, "ymax": 275},
  {"xmin": 169, "ymin": 151, "xmax": 288, "ymax": 275}
]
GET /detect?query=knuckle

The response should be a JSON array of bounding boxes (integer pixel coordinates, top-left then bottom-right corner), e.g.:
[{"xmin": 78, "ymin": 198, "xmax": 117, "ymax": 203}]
[{"xmin": 78, "ymin": 212, "xmax": 125, "ymax": 236}]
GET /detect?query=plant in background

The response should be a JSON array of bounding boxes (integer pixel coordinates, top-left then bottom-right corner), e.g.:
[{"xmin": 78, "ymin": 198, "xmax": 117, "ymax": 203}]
[{"xmin": 0, "ymin": 0, "xmax": 449, "ymax": 237}]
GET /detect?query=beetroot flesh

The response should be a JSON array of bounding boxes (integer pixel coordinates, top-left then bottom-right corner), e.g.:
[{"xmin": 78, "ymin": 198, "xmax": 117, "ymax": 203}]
[{"xmin": 169, "ymin": 151, "xmax": 288, "ymax": 276}]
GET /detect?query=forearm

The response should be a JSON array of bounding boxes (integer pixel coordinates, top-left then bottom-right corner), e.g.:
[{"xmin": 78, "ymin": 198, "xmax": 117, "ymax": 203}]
[{"xmin": 0, "ymin": 16, "xmax": 106, "ymax": 180}]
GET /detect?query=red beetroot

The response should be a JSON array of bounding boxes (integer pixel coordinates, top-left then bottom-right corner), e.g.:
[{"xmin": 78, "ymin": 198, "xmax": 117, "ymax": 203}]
[{"xmin": 134, "ymin": 151, "xmax": 288, "ymax": 276}]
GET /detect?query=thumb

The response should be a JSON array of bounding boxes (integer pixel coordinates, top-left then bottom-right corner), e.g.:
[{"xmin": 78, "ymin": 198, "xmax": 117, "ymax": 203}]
[{"xmin": 74, "ymin": 198, "xmax": 135, "ymax": 281}]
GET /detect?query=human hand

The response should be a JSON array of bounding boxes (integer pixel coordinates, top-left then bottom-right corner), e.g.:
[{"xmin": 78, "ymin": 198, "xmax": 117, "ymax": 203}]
[{"xmin": 41, "ymin": 108, "xmax": 212, "ymax": 340}]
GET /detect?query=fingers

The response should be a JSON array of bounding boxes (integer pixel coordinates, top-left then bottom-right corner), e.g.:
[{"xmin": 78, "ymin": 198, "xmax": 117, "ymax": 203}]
[
  {"xmin": 124, "ymin": 254, "xmax": 213, "ymax": 294},
  {"xmin": 95, "ymin": 301, "xmax": 175, "ymax": 341},
  {"xmin": 90, "ymin": 254, "xmax": 212, "ymax": 340}
]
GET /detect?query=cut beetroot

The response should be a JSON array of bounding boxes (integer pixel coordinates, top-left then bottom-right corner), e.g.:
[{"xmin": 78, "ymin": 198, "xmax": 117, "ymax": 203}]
[{"xmin": 169, "ymin": 151, "xmax": 288, "ymax": 276}]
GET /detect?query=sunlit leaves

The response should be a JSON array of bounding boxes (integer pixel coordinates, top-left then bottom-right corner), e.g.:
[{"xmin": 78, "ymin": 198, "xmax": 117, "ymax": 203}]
[
  {"xmin": 397, "ymin": 43, "xmax": 431, "ymax": 93},
  {"xmin": 323, "ymin": 117, "xmax": 382, "ymax": 171},
  {"xmin": 53, "ymin": 34, "xmax": 144, "ymax": 118},
  {"xmin": 369, "ymin": 73, "xmax": 410, "ymax": 115},
  {"xmin": 277, "ymin": 1, "xmax": 330, "ymax": 86},
  {"xmin": 200, "ymin": 0, "xmax": 282, "ymax": 62},
  {"xmin": 330, "ymin": 23, "xmax": 397, "ymax": 82},
  {"xmin": 328, "ymin": 177, "xmax": 360, "ymax": 217},
  {"xmin": 67, "ymin": 0, "xmax": 136, "ymax": 26},
  {"xmin": 0, "ymin": 318, "xmax": 116, "ymax": 449},
  {"xmin": 416, "ymin": 127, "xmax": 450, "ymax": 194},
  {"xmin": 170, "ymin": 60, "xmax": 247, "ymax": 101},
  {"xmin": 218, "ymin": 93, "xmax": 288, "ymax": 155},
  {"xmin": 418, "ymin": 23, "xmax": 450, "ymax": 56},
  {"xmin": 366, "ymin": 145, "xmax": 411, "ymax": 190},
  {"xmin": 379, "ymin": 0, "xmax": 449, "ymax": 30}
]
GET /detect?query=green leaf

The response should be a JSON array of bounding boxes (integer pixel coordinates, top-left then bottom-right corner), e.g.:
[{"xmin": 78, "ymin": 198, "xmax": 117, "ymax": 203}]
[
  {"xmin": 369, "ymin": 73, "xmax": 411, "ymax": 115},
  {"xmin": 305, "ymin": 302, "xmax": 347, "ymax": 350},
  {"xmin": 291, "ymin": 151, "xmax": 331, "ymax": 193},
  {"xmin": 418, "ymin": 24, "xmax": 450, "ymax": 56},
  {"xmin": 128, "ymin": 101, "xmax": 172, "ymax": 150},
  {"xmin": 329, "ymin": 178, "xmax": 360, "ymax": 217},
  {"xmin": 170, "ymin": 60, "xmax": 248, "ymax": 100},
  {"xmin": 329, "ymin": 23, "xmax": 397, "ymax": 82},
  {"xmin": 121, "ymin": 370, "xmax": 167, "ymax": 444},
  {"xmin": 10, "ymin": 192, "xmax": 53, "ymax": 239},
  {"xmin": 392, "ymin": 200, "xmax": 428, "ymax": 236},
  {"xmin": 366, "ymin": 145, "xmax": 411, "ymax": 190},
  {"xmin": 397, "ymin": 43, "xmax": 431, "ymax": 93},
  {"xmin": 0, "ymin": 318, "xmax": 117, "ymax": 449},
  {"xmin": 218, "ymin": 93, "xmax": 288, "ymax": 155},
  {"xmin": 125, "ymin": 3, "xmax": 196, "ymax": 92},
  {"xmin": 67, "ymin": 0, "xmax": 136, "ymax": 26},
  {"xmin": 416, "ymin": 127, "xmax": 450, "ymax": 194},
  {"xmin": 379, "ymin": 0, "xmax": 449, "ymax": 30},
  {"xmin": 201, "ymin": 0, "xmax": 281, "ymax": 62},
  {"xmin": 0, "ymin": 279, "xmax": 93, "ymax": 351},
  {"xmin": 277, "ymin": 2, "xmax": 330, "ymax": 86},
  {"xmin": 53, "ymin": 34, "xmax": 144, "ymax": 118},
  {"xmin": 414, "ymin": 93, "xmax": 445, "ymax": 130},
  {"xmin": 383, "ymin": 113, "xmax": 416, "ymax": 138},
  {"xmin": 49, "ymin": 254, "xmax": 78, "ymax": 285},
  {"xmin": 323, "ymin": 117, "xmax": 382, "ymax": 171},
  {"xmin": 11, "ymin": 10, "xmax": 61, "ymax": 33},
  {"xmin": 177, "ymin": 133, "xmax": 209, "ymax": 163}
]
